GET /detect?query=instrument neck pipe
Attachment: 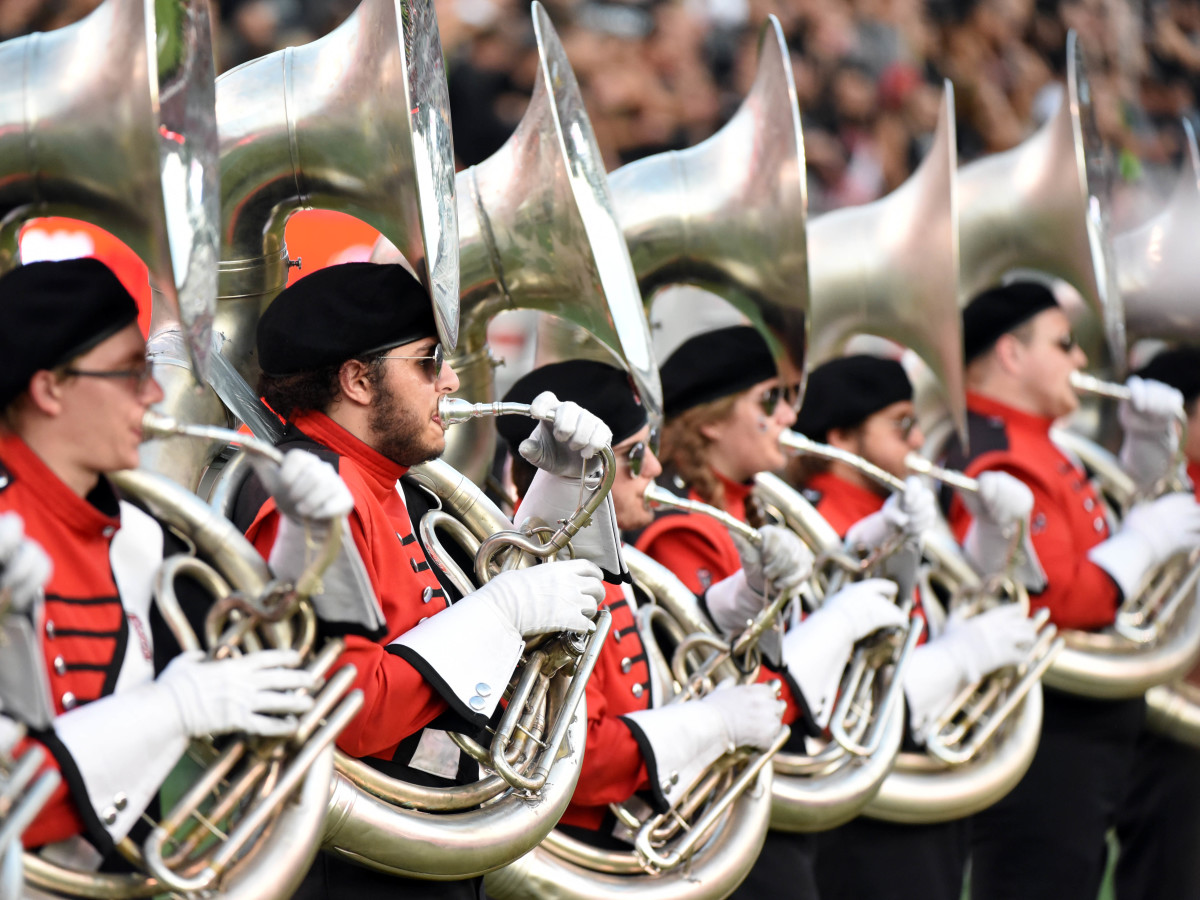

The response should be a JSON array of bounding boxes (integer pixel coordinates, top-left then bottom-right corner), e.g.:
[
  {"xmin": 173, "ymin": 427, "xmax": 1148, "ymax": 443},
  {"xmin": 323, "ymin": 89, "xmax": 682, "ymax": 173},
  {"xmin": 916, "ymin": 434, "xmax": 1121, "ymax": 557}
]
[{"xmin": 780, "ymin": 430, "xmax": 907, "ymax": 493}]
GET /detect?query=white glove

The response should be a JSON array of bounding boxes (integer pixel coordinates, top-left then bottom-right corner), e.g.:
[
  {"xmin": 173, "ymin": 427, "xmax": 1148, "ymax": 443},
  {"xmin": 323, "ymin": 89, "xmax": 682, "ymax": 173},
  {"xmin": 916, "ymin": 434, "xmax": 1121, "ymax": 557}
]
[
  {"xmin": 844, "ymin": 477, "xmax": 938, "ymax": 551},
  {"xmin": 904, "ymin": 604, "xmax": 1038, "ymax": 736},
  {"xmin": 731, "ymin": 525, "xmax": 815, "ymax": 597},
  {"xmin": 622, "ymin": 682, "xmax": 785, "ymax": 809},
  {"xmin": 158, "ymin": 648, "xmax": 317, "ymax": 738},
  {"xmin": 961, "ymin": 472, "xmax": 1047, "ymax": 590},
  {"xmin": 781, "ymin": 578, "xmax": 906, "ymax": 726},
  {"xmin": 251, "ymin": 449, "xmax": 354, "ymax": 522},
  {"xmin": 1090, "ymin": 493, "xmax": 1200, "ymax": 599},
  {"xmin": 53, "ymin": 648, "xmax": 316, "ymax": 843},
  {"xmin": 390, "ymin": 560, "xmax": 604, "ymax": 722},
  {"xmin": 1119, "ymin": 376, "xmax": 1185, "ymax": 494},
  {"xmin": 519, "ymin": 391, "xmax": 613, "ymax": 476},
  {"xmin": 472, "ymin": 560, "xmax": 603, "ymax": 637},
  {"xmin": 0, "ymin": 513, "xmax": 51, "ymax": 614},
  {"xmin": 519, "ymin": 467, "xmax": 627, "ymax": 580}
]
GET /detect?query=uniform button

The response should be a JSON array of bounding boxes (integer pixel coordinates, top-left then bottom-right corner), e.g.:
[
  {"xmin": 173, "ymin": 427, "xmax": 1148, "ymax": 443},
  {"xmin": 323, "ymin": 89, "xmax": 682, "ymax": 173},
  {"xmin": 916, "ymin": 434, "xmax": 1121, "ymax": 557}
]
[
  {"xmin": 631, "ymin": 683, "xmax": 644, "ymax": 698},
  {"xmin": 475, "ymin": 683, "xmax": 492, "ymax": 697},
  {"xmin": 469, "ymin": 695, "xmax": 487, "ymax": 711},
  {"xmin": 422, "ymin": 586, "xmax": 433, "ymax": 604},
  {"xmin": 1094, "ymin": 516, "xmax": 1105, "ymax": 532},
  {"xmin": 61, "ymin": 692, "xmax": 77, "ymax": 711},
  {"xmin": 0, "ymin": 475, "xmax": 8, "ymax": 489},
  {"xmin": 410, "ymin": 558, "xmax": 421, "ymax": 573},
  {"xmin": 53, "ymin": 656, "xmax": 66, "ymax": 676},
  {"xmin": 661, "ymin": 780, "xmax": 673, "ymax": 794},
  {"xmin": 1083, "ymin": 498, "xmax": 1095, "ymax": 512},
  {"xmin": 670, "ymin": 772, "xmax": 680, "ymax": 785},
  {"xmin": 102, "ymin": 526, "xmax": 116, "ymax": 538},
  {"xmin": 45, "ymin": 620, "xmax": 56, "ymax": 640},
  {"xmin": 113, "ymin": 792, "xmax": 128, "ymax": 811},
  {"xmin": 101, "ymin": 807, "xmax": 117, "ymax": 826},
  {"xmin": 418, "ymin": 616, "xmax": 429, "ymax": 624},
  {"xmin": 620, "ymin": 657, "xmax": 633, "ymax": 674}
]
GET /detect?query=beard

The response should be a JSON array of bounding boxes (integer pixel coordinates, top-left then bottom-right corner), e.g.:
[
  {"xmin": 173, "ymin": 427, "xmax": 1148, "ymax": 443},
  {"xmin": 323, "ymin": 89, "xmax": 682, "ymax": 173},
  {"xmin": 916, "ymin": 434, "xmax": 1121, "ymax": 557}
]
[{"xmin": 369, "ymin": 377, "xmax": 444, "ymax": 467}]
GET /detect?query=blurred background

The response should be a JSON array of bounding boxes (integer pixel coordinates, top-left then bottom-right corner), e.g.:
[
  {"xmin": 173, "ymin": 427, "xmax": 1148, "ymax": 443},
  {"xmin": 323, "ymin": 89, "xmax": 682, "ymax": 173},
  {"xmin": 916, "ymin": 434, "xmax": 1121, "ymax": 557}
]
[{"xmin": 2, "ymin": 0, "xmax": 1192, "ymax": 225}]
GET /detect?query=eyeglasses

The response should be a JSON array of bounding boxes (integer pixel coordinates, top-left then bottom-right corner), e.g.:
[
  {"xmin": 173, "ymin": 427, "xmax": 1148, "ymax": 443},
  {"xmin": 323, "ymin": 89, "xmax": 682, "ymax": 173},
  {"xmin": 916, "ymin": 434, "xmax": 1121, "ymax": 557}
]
[
  {"xmin": 378, "ymin": 343, "xmax": 445, "ymax": 381},
  {"xmin": 758, "ymin": 385, "xmax": 785, "ymax": 416},
  {"xmin": 618, "ymin": 440, "xmax": 647, "ymax": 477},
  {"xmin": 61, "ymin": 360, "xmax": 155, "ymax": 391},
  {"xmin": 1054, "ymin": 334, "xmax": 1078, "ymax": 354},
  {"xmin": 891, "ymin": 414, "xmax": 917, "ymax": 440}
]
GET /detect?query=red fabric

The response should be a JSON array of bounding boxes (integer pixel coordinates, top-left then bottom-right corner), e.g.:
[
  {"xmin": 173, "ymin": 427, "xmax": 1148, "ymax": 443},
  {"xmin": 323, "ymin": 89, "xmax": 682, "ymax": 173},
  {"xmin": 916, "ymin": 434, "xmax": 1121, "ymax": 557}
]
[
  {"xmin": 0, "ymin": 434, "xmax": 129, "ymax": 846},
  {"xmin": 243, "ymin": 411, "xmax": 451, "ymax": 760},
  {"xmin": 559, "ymin": 582, "xmax": 652, "ymax": 829},
  {"xmin": 947, "ymin": 393, "xmax": 1120, "ymax": 630},
  {"xmin": 1189, "ymin": 461, "xmax": 1200, "ymax": 501}
]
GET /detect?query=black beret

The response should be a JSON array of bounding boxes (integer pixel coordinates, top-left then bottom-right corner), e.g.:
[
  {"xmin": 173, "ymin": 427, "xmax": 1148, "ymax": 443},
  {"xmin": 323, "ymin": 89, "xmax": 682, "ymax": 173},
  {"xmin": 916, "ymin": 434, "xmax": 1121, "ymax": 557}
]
[
  {"xmin": 1135, "ymin": 347, "xmax": 1200, "ymax": 405},
  {"xmin": 0, "ymin": 259, "xmax": 139, "ymax": 408},
  {"xmin": 962, "ymin": 281, "xmax": 1059, "ymax": 364},
  {"xmin": 795, "ymin": 355, "xmax": 912, "ymax": 442},
  {"xmin": 257, "ymin": 262, "xmax": 436, "ymax": 376},
  {"xmin": 662, "ymin": 325, "xmax": 777, "ymax": 418},
  {"xmin": 497, "ymin": 360, "xmax": 648, "ymax": 454}
]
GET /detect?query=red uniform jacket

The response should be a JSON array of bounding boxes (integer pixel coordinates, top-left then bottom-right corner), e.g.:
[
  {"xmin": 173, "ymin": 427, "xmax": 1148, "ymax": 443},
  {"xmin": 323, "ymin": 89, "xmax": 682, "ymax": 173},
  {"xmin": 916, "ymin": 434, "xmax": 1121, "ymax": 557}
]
[
  {"xmin": 0, "ymin": 434, "xmax": 158, "ymax": 851},
  {"xmin": 943, "ymin": 392, "xmax": 1119, "ymax": 631},
  {"xmin": 634, "ymin": 473, "xmax": 814, "ymax": 731},
  {"xmin": 559, "ymin": 579, "xmax": 653, "ymax": 831},
  {"xmin": 240, "ymin": 411, "xmax": 483, "ymax": 777}
]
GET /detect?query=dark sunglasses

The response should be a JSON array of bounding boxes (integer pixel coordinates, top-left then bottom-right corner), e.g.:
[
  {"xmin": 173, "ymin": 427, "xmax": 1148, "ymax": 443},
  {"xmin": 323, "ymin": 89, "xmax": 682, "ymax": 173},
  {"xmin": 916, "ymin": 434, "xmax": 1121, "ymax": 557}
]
[
  {"xmin": 379, "ymin": 343, "xmax": 445, "ymax": 380},
  {"xmin": 620, "ymin": 441, "xmax": 647, "ymax": 477}
]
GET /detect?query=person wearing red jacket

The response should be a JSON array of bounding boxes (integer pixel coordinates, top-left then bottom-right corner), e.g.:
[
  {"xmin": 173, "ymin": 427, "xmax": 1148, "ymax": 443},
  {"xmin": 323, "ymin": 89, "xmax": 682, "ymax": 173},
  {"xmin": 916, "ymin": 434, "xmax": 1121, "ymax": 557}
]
[
  {"xmin": 791, "ymin": 354, "xmax": 1039, "ymax": 900},
  {"xmin": 0, "ymin": 259, "xmax": 329, "ymax": 881},
  {"xmin": 944, "ymin": 282, "xmax": 1200, "ymax": 900},
  {"xmin": 1112, "ymin": 346, "xmax": 1200, "ymax": 900},
  {"xmin": 635, "ymin": 325, "xmax": 910, "ymax": 898},
  {"xmin": 233, "ymin": 262, "xmax": 607, "ymax": 900},
  {"xmin": 496, "ymin": 360, "xmax": 797, "ymax": 844}
]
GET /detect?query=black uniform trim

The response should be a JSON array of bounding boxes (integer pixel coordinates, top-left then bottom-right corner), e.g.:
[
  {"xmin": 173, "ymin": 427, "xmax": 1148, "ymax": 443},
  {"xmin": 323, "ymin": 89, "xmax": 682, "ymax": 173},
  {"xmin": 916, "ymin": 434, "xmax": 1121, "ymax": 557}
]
[
  {"xmin": 602, "ymin": 566, "xmax": 633, "ymax": 585},
  {"xmin": 400, "ymin": 533, "xmax": 419, "ymax": 546},
  {"xmin": 615, "ymin": 715, "xmax": 672, "ymax": 814},
  {"xmin": 385, "ymin": 643, "xmax": 491, "ymax": 731},
  {"xmin": 42, "ymin": 594, "xmax": 123, "ymax": 607},
  {"xmin": 29, "ymin": 727, "xmax": 114, "ymax": 857}
]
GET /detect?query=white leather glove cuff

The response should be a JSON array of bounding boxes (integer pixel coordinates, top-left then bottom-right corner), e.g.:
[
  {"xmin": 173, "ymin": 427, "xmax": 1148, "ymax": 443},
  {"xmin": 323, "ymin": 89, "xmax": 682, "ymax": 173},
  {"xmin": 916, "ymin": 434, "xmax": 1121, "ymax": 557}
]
[
  {"xmin": 1088, "ymin": 528, "xmax": 1157, "ymax": 600},
  {"xmin": 780, "ymin": 611, "xmax": 853, "ymax": 729},
  {"xmin": 519, "ymin": 469, "xmax": 627, "ymax": 581},
  {"xmin": 902, "ymin": 641, "xmax": 970, "ymax": 740},
  {"xmin": 621, "ymin": 703, "xmax": 729, "ymax": 812},
  {"xmin": 54, "ymin": 683, "xmax": 189, "ymax": 843},
  {"xmin": 388, "ymin": 599, "xmax": 524, "ymax": 725},
  {"xmin": 269, "ymin": 517, "xmax": 386, "ymax": 636}
]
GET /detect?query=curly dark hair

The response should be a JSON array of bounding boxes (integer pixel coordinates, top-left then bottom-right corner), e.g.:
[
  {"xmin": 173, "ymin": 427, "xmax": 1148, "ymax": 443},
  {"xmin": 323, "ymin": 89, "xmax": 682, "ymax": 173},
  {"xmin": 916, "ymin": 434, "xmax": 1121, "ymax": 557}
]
[{"xmin": 258, "ymin": 355, "xmax": 386, "ymax": 421}]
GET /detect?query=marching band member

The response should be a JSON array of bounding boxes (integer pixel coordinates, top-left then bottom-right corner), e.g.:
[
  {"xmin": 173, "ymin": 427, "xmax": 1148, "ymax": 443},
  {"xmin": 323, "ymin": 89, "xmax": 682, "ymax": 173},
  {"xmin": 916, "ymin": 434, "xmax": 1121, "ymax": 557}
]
[
  {"xmin": 0, "ymin": 260, "xmax": 328, "ymax": 869},
  {"xmin": 233, "ymin": 262, "xmax": 606, "ymax": 900},
  {"xmin": 496, "ymin": 359, "xmax": 788, "ymax": 854},
  {"xmin": 634, "ymin": 325, "xmax": 909, "ymax": 899},
  {"xmin": 791, "ymin": 354, "xmax": 1039, "ymax": 900},
  {"xmin": 1113, "ymin": 346, "xmax": 1200, "ymax": 900},
  {"xmin": 943, "ymin": 282, "xmax": 1200, "ymax": 900}
]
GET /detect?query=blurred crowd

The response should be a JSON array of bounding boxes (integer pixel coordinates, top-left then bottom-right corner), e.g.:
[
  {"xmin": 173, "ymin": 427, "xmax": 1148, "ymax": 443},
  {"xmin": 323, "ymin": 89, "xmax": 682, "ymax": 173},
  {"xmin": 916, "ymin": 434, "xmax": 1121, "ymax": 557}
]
[{"xmin": 4, "ymin": 0, "xmax": 1200, "ymax": 219}]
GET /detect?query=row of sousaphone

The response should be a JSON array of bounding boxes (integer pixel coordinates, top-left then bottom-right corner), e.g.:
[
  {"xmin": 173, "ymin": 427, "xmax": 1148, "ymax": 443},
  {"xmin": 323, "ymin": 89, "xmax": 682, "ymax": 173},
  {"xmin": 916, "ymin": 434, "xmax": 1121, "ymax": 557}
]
[{"xmin": 1, "ymin": 0, "xmax": 1199, "ymax": 897}]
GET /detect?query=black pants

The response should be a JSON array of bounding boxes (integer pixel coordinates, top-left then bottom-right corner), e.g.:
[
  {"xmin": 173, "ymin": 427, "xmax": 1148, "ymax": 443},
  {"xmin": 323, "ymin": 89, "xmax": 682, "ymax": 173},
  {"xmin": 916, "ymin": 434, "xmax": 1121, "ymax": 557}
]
[
  {"xmin": 1114, "ymin": 727, "xmax": 1200, "ymax": 900},
  {"xmin": 725, "ymin": 830, "xmax": 819, "ymax": 900},
  {"xmin": 814, "ymin": 816, "xmax": 969, "ymax": 900},
  {"xmin": 293, "ymin": 851, "xmax": 487, "ymax": 900},
  {"xmin": 969, "ymin": 688, "xmax": 1146, "ymax": 900}
]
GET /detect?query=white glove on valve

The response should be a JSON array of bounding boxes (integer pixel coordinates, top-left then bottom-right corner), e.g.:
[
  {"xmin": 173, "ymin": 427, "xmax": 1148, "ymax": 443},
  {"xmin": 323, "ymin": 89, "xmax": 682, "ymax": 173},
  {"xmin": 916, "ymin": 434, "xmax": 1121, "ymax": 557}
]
[
  {"xmin": 905, "ymin": 604, "xmax": 1038, "ymax": 736},
  {"xmin": 961, "ymin": 472, "xmax": 1046, "ymax": 589},
  {"xmin": 520, "ymin": 391, "xmax": 613, "ymax": 477},
  {"xmin": 781, "ymin": 578, "xmax": 907, "ymax": 727},
  {"xmin": 471, "ymin": 559, "xmax": 604, "ymax": 638},
  {"xmin": 1090, "ymin": 493, "xmax": 1200, "ymax": 599},
  {"xmin": 731, "ymin": 525, "xmax": 815, "ymax": 598},
  {"xmin": 0, "ymin": 513, "xmax": 51, "ymax": 614},
  {"xmin": 844, "ymin": 477, "xmax": 938, "ymax": 551},
  {"xmin": 1119, "ymin": 376, "xmax": 1185, "ymax": 494}
]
